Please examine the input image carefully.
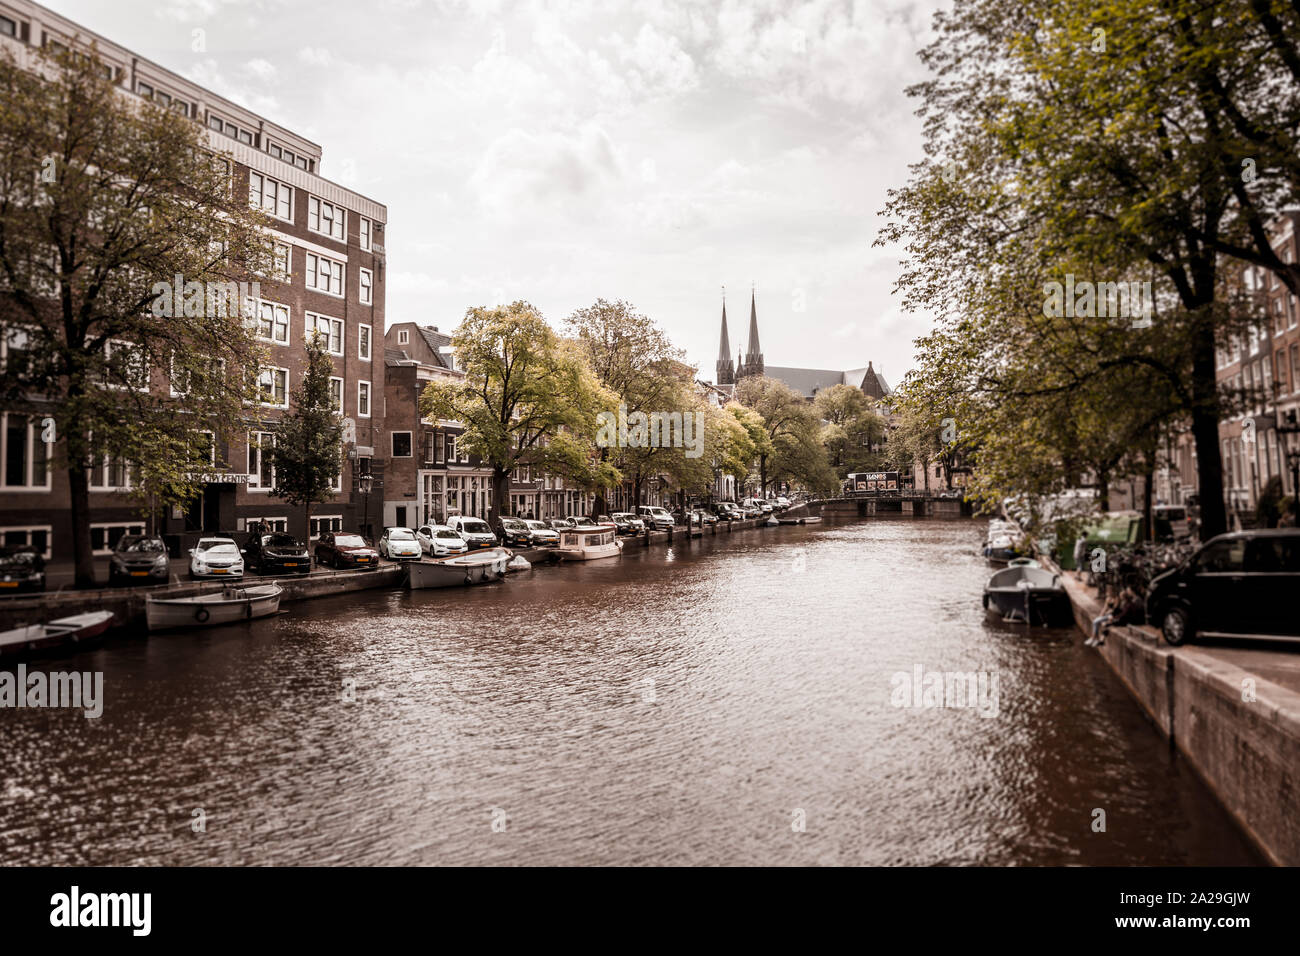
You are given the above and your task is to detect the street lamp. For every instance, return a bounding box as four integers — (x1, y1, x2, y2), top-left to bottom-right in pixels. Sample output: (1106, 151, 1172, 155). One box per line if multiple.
(359, 471, 374, 541)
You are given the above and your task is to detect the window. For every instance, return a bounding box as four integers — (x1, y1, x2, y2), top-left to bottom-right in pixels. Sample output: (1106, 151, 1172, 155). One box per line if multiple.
(359, 268, 372, 305)
(249, 172, 292, 222)
(256, 300, 290, 344)
(296, 156, 308, 170)
(192, 430, 216, 467)
(273, 243, 291, 280)
(90, 523, 145, 556)
(248, 432, 275, 490)
(445, 434, 457, 462)
(358, 324, 371, 360)
(392, 432, 412, 458)
(329, 377, 343, 413)
(0, 16, 16, 38)
(359, 217, 372, 251)
(305, 252, 345, 296)
(1, 414, 52, 490)
(397, 329, 409, 345)
(310, 515, 342, 539)
(103, 340, 148, 390)
(307, 313, 343, 354)
(308, 197, 346, 242)
(258, 368, 289, 408)
(238, 129, 253, 145)
(0, 526, 51, 559)
(1196, 538, 1245, 573)
(171, 353, 225, 397)
(208, 114, 223, 131)
(136, 81, 153, 99)
(89, 452, 132, 491)
(357, 381, 371, 417)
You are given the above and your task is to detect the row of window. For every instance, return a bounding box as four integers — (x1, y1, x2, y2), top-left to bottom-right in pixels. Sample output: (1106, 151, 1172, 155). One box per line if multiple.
(1217, 301, 1299, 369)
(253, 302, 372, 355)
(135, 80, 191, 117)
(248, 172, 376, 252)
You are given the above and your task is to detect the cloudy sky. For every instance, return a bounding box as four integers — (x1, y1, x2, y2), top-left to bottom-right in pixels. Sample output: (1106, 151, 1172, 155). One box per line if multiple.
(48, 0, 944, 386)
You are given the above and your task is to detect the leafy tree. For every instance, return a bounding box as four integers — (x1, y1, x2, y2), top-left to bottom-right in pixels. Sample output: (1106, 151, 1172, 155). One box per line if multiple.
(420, 301, 614, 520)
(0, 42, 274, 585)
(815, 383, 885, 474)
(735, 376, 835, 495)
(267, 334, 343, 539)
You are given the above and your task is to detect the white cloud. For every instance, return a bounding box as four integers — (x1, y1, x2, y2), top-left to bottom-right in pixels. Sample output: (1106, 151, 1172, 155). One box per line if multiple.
(469, 124, 623, 212)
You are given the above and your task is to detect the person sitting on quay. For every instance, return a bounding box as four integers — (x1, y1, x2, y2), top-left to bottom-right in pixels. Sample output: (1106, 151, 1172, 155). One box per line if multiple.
(1085, 585, 1142, 647)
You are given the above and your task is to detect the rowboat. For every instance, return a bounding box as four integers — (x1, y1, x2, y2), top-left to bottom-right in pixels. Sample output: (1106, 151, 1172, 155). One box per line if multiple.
(556, 525, 623, 561)
(0, 611, 115, 658)
(408, 548, 511, 589)
(145, 583, 283, 631)
(982, 564, 1070, 626)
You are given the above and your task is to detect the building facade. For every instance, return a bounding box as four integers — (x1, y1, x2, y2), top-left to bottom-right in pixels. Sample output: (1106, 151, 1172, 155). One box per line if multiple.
(0, 0, 387, 558)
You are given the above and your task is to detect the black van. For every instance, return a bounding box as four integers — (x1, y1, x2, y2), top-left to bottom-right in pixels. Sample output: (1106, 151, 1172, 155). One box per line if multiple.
(1146, 530, 1300, 645)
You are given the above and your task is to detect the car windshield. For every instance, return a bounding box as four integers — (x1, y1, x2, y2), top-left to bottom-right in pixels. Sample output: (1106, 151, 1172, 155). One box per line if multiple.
(501, 520, 525, 530)
(335, 534, 367, 547)
(436, 530, 461, 539)
(461, 521, 491, 534)
(0, 549, 37, 567)
(525, 522, 546, 530)
(196, 540, 233, 551)
(389, 529, 416, 540)
(264, 534, 299, 548)
(205, 544, 239, 556)
(118, 536, 164, 552)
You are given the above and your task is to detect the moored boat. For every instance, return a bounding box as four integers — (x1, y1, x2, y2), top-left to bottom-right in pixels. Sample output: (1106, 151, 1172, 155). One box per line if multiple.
(982, 564, 1070, 626)
(556, 525, 623, 561)
(408, 548, 510, 589)
(0, 610, 115, 658)
(146, 583, 283, 631)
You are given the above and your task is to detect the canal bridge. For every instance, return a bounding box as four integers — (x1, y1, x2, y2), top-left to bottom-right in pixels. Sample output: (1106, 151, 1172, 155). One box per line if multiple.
(793, 494, 974, 518)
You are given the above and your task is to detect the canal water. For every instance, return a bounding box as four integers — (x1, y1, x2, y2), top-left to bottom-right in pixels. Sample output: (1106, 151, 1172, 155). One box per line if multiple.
(0, 519, 1262, 865)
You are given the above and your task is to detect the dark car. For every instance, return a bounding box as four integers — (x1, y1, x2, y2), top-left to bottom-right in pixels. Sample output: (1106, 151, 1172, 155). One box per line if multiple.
(608, 513, 639, 536)
(0, 545, 45, 593)
(1147, 530, 1300, 646)
(711, 502, 741, 520)
(108, 534, 170, 586)
(493, 517, 533, 548)
(314, 532, 380, 570)
(244, 532, 311, 575)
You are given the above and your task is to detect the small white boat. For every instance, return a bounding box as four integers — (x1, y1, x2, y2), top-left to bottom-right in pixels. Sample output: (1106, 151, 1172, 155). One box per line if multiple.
(408, 548, 510, 589)
(982, 565, 1069, 626)
(146, 583, 283, 631)
(556, 525, 623, 561)
(0, 610, 115, 658)
(506, 554, 531, 572)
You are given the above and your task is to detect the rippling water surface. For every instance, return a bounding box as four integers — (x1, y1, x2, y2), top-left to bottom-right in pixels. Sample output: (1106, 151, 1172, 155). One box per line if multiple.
(0, 519, 1262, 865)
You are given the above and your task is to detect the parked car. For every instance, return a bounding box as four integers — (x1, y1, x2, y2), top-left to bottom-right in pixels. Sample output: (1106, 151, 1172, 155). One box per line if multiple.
(1147, 530, 1300, 645)
(493, 516, 533, 548)
(693, 509, 718, 526)
(446, 515, 499, 550)
(189, 536, 244, 580)
(314, 532, 380, 570)
(416, 524, 469, 557)
(609, 512, 645, 536)
(710, 502, 741, 520)
(742, 497, 774, 515)
(378, 527, 423, 560)
(774, 496, 791, 509)
(547, 517, 577, 531)
(0, 545, 46, 593)
(523, 520, 559, 547)
(107, 534, 170, 586)
(243, 532, 310, 575)
(636, 505, 675, 531)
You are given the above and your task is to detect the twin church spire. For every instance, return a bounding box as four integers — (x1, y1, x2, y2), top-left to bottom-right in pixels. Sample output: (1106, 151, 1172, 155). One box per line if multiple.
(716, 285, 763, 386)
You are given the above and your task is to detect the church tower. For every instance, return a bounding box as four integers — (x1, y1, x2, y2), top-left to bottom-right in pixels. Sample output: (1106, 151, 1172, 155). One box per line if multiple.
(742, 287, 764, 378)
(716, 291, 734, 386)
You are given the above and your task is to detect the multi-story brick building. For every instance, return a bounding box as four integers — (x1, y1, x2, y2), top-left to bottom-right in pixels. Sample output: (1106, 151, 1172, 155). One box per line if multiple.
(382, 322, 595, 527)
(0, 0, 387, 558)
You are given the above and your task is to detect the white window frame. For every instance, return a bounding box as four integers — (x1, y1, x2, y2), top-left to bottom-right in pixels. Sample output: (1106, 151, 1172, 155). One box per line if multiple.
(397, 329, 409, 345)
(305, 252, 345, 297)
(308, 196, 347, 243)
(249, 171, 293, 223)
(257, 367, 290, 409)
(391, 431, 413, 458)
(90, 521, 146, 556)
(0, 413, 53, 491)
(359, 217, 372, 251)
(272, 242, 291, 282)
(306, 312, 344, 356)
(0, 525, 53, 559)
(248, 431, 276, 491)
(103, 339, 149, 392)
(310, 515, 343, 540)
(359, 268, 373, 305)
(358, 323, 372, 361)
(255, 299, 291, 345)
(329, 376, 344, 413)
(358, 380, 371, 418)
(88, 451, 133, 492)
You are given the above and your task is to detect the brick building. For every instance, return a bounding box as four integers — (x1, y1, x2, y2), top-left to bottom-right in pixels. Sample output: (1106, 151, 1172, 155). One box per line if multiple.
(0, 0, 387, 558)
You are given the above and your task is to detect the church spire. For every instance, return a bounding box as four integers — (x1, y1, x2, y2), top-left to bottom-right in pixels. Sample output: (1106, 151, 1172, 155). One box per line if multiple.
(744, 284, 764, 377)
(715, 286, 735, 385)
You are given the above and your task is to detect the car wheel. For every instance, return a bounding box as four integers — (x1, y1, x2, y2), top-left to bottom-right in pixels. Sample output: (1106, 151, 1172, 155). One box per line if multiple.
(1161, 606, 1192, 647)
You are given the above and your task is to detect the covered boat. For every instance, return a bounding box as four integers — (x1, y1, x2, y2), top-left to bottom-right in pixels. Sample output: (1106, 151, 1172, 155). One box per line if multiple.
(982, 564, 1070, 626)
(556, 525, 623, 561)
(408, 548, 510, 589)
(0, 610, 115, 658)
(146, 583, 283, 631)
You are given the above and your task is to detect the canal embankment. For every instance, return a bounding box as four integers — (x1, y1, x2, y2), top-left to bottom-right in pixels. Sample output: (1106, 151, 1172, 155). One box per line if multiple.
(1058, 569, 1300, 866)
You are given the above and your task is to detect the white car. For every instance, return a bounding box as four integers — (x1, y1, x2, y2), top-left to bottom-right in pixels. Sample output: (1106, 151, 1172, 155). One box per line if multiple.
(446, 515, 499, 550)
(523, 520, 560, 546)
(190, 537, 244, 579)
(378, 527, 422, 560)
(635, 505, 675, 531)
(416, 524, 469, 557)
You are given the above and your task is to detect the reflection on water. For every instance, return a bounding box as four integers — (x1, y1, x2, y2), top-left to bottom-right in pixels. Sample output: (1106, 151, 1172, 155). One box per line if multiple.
(0, 519, 1262, 865)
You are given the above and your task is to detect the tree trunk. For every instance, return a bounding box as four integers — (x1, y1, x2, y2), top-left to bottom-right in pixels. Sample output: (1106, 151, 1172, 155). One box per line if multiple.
(492, 468, 511, 521)
(68, 463, 97, 589)
(1141, 452, 1155, 542)
(759, 453, 768, 497)
(304, 501, 312, 543)
(1190, 327, 1228, 539)
(1097, 465, 1111, 512)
